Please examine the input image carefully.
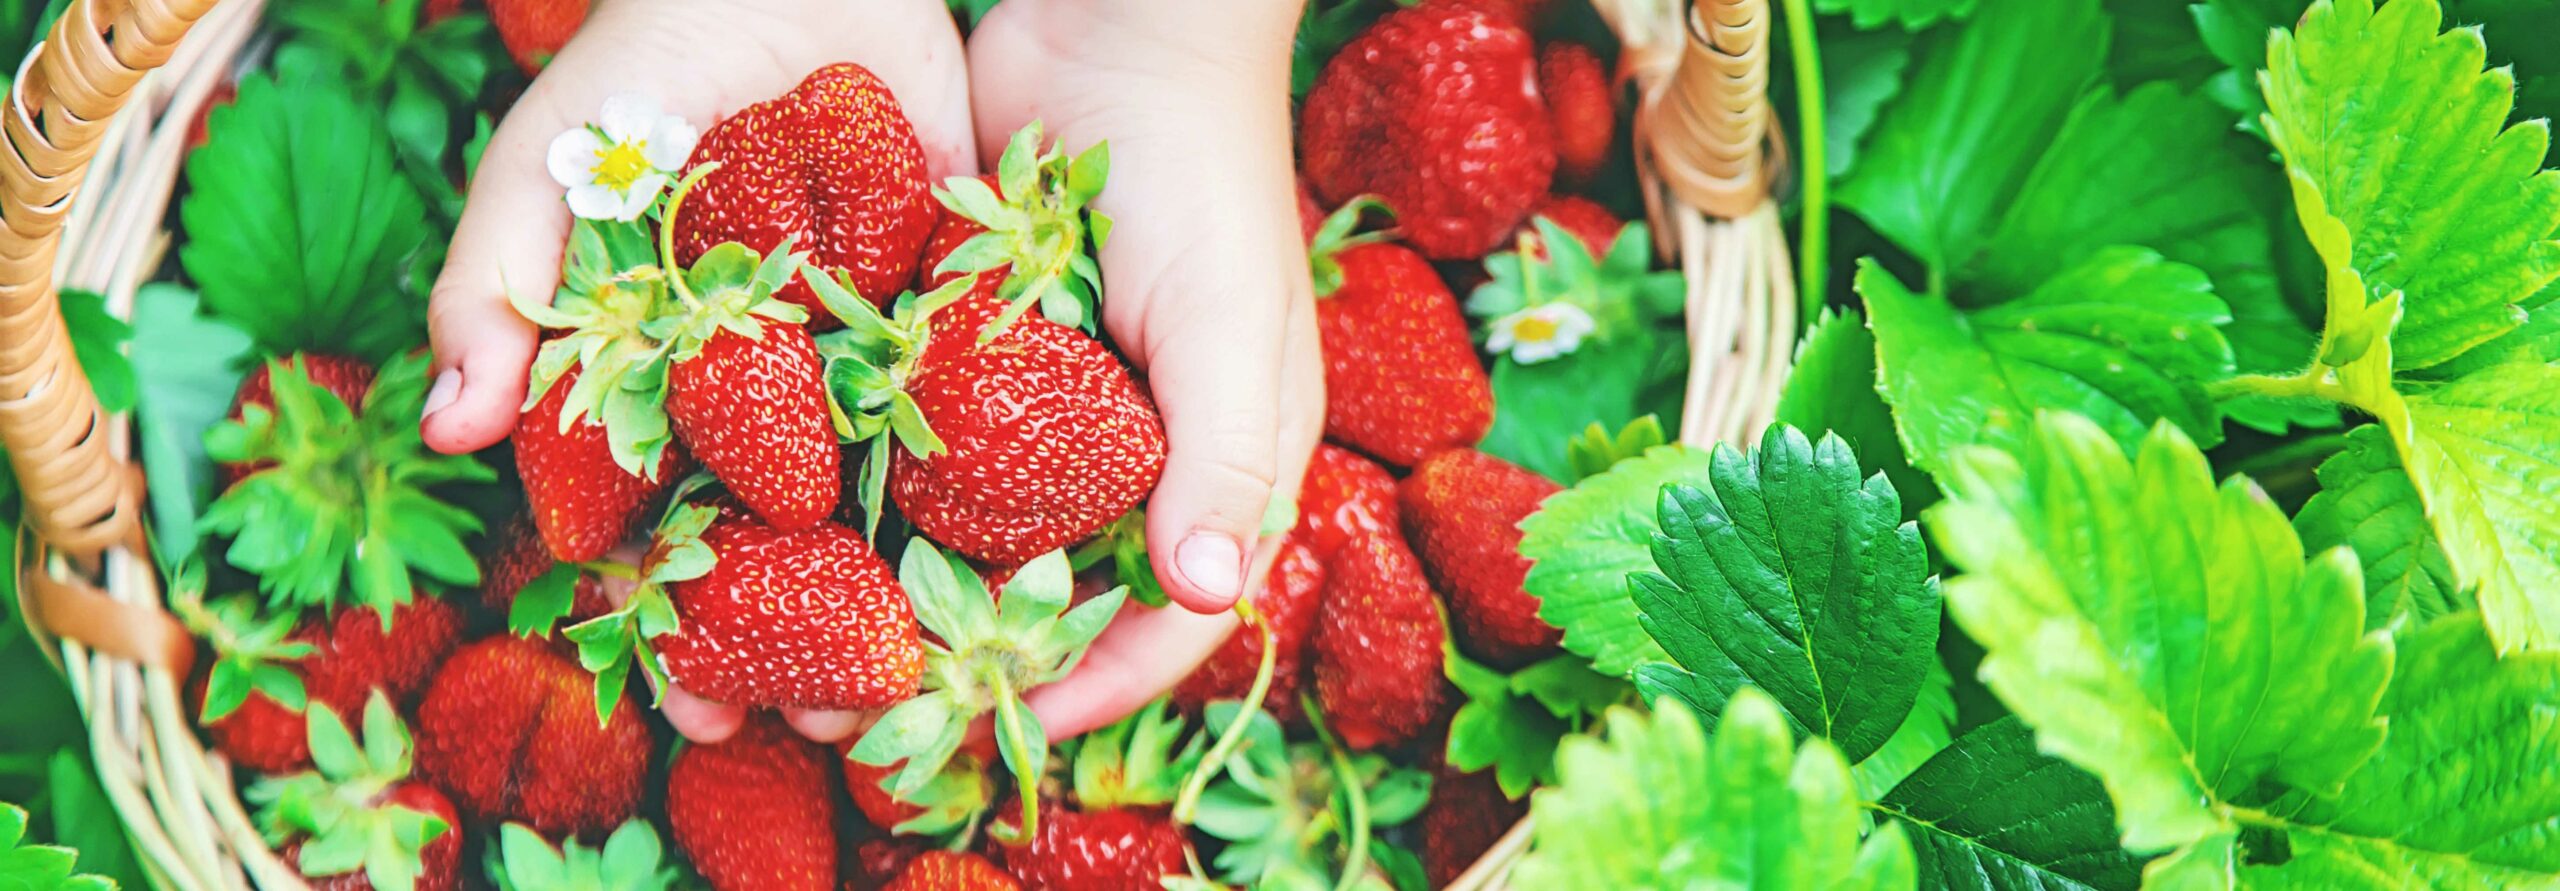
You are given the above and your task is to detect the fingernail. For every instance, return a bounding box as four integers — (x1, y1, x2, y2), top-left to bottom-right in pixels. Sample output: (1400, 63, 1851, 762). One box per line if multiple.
(1176, 532, 1245, 602)
(421, 369, 461, 421)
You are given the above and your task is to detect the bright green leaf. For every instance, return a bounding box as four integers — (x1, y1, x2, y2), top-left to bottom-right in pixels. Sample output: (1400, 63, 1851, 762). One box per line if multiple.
(1520, 445, 1714, 677)
(2292, 425, 2461, 631)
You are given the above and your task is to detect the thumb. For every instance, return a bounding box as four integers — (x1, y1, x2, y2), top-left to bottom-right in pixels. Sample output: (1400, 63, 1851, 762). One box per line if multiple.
(420, 91, 581, 454)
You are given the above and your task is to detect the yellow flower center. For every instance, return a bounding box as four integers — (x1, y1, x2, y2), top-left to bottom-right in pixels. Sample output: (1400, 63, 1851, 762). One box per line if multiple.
(591, 140, 653, 190)
(1512, 315, 1561, 343)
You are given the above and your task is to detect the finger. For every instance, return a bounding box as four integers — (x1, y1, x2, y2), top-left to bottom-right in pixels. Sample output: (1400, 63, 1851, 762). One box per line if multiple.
(873, 10, 978, 180)
(1022, 602, 1239, 740)
(782, 708, 875, 744)
(421, 91, 579, 454)
(660, 688, 748, 744)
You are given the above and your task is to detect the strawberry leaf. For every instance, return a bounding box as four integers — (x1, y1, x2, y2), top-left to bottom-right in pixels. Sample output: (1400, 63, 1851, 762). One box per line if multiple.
(1848, 663, 1952, 801)
(1813, 0, 1979, 30)
(508, 563, 583, 638)
(1874, 716, 2145, 890)
(1520, 445, 1711, 677)
(1774, 308, 1929, 505)
(2292, 425, 2461, 632)
(0, 803, 115, 891)
(1562, 416, 1668, 483)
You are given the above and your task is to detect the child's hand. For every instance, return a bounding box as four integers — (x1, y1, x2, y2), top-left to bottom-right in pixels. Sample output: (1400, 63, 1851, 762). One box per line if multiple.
(968, 0, 1325, 739)
(422, 0, 972, 744)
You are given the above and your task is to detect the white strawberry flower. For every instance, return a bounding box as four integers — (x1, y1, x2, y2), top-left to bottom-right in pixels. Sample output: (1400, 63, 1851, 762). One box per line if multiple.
(547, 94, 699, 221)
(1487, 302, 1597, 365)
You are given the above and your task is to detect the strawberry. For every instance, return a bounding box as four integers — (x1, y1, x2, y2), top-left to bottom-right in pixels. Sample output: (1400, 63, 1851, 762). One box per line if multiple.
(1399, 449, 1561, 665)
(1300, 1, 1554, 259)
(1421, 760, 1526, 888)
(989, 803, 1187, 891)
(488, 0, 588, 74)
(869, 279, 1166, 566)
(1538, 42, 1615, 185)
(857, 840, 932, 888)
(1172, 534, 1324, 723)
(887, 851, 1022, 891)
(186, 81, 238, 152)
(1311, 531, 1448, 750)
(488, 820, 684, 891)
(479, 515, 613, 632)
(840, 737, 995, 837)
(1293, 444, 1403, 560)
(249, 696, 461, 891)
(651, 510, 924, 711)
(514, 365, 688, 562)
(1305, 204, 1494, 468)
(195, 597, 463, 775)
(674, 63, 935, 317)
(1516, 195, 1624, 260)
(663, 322, 840, 531)
(415, 636, 650, 839)
(666, 714, 840, 891)
(421, 0, 465, 23)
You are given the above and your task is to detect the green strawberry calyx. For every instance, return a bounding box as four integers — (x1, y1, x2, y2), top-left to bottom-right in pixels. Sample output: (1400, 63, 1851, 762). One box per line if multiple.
(487, 819, 683, 891)
(562, 487, 718, 725)
(1075, 700, 1199, 812)
(1306, 197, 1397, 298)
(648, 161, 813, 362)
(174, 561, 316, 723)
(810, 271, 975, 535)
(934, 120, 1111, 340)
(861, 747, 997, 840)
(1182, 700, 1434, 890)
(850, 542, 1129, 845)
(244, 693, 450, 891)
(514, 211, 677, 480)
(201, 352, 495, 615)
(1466, 218, 1681, 350)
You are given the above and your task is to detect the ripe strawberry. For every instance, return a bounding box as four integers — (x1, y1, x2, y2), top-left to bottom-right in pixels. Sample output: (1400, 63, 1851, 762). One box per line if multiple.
(857, 840, 931, 888)
(415, 636, 650, 839)
(1311, 531, 1448, 750)
(667, 715, 840, 891)
(1306, 205, 1494, 468)
(887, 851, 1022, 891)
(1539, 42, 1615, 185)
(199, 598, 463, 774)
(989, 802, 1188, 891)
(250, 697, 461, 891)
(1421, 761, 1526, 888)
(675, 63, 934, 316)
(479, 515, 613, 628)
(1300, 1, 1553, 259)
(488, 0, 588, 74)
(653, 513, 924, 710)
(514, 365, 687, 562)
(421, 0, 465, 23)
(1294, 445, 1402, 560)
(664, 324, 840, 531)
(218, 354, 376, 488)
(1172, 535, 1324, 723)
(186, 81, 237, 151)
(883, 281, 1167, 566)
(1517, 195, 1624, 260)
(1399, 449, 1561, 665)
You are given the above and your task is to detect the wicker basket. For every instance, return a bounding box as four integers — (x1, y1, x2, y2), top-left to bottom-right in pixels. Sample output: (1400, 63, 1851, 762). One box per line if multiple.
(0, 0, 1788, 888)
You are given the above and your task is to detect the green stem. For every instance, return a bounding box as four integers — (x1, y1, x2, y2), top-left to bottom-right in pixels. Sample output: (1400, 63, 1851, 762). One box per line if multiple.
(1782, 0, 1829, 316)
(990, 676, 1040, 845)
(1173, 599, 1278, 824)
(658, 162, 722, 310)
(2205, 369, 2331, 403)
(1317, 728, 1371, 891)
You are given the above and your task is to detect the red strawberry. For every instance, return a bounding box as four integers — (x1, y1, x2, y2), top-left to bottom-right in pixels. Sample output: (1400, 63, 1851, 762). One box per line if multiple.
(1300, 1, 1553, 259)
(675, 63, 935, 317)
(888, 283, 1167, 566)
(514, 365, 687, 562)
(422, 0, 465, 22)
(990, 802, 1188, 891)
(186, 81, 237, 151)
(1421, 761, 1526, 888)
(1312, 531, 1448, 750)
(479, 515, 613, 626)
(1399, 449, 1561, 665)
(415, 636, 651, 839)
(1294, 445, 1403, 560)
(1518, 195, 1624, 260)
(202, 598, 463, 774)
(665, 325, 840, 530)
(1172, 535, 1324, 723)
(278, 784, 462, 891)
(667, 715, 840, 891)
(919, 174, 999, 290)
(488, 0, 588, 74)
(1539, 42, 1615, 185)
(657, 515, 924, 710)
(1307, 208, 1494, 468)
(887, 851, 1022, 891)
(857, 840, 931, 889)
(219, 354, 377, 488)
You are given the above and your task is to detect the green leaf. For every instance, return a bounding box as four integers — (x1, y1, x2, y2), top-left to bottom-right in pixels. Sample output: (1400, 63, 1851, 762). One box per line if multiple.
(1511, 693, 1916, 889)
(2292, 425, 2461, 631)
(508, 562, 581, 638)
(57, 290, 135, 414)
(1626, 426, 1939, 763)
(130, 284, 251, 564)
(1480, 344, 1680, 485)
(1811, 0, 1978, 30)
(1520, 446, 1715, 676)
(1812, 24, 1915, 182)
(1876, 717, 2145, 891)
(1849, 663, 1952, 801)
(2381, 360, 2560, 650)
(178, 62, 432, 362)
(1862, 252, 2235, 478)
(1562, 416, 1668, 483)
(1443, 651, 1567, 798)
(1925, 413, 2392, 853)
(41, 750, 140, 890)
(1837, 0, 2108, 271)
(0, 802, 116, 891)
(1776, 309, 1924, 502)
(2261, 0, 2560, 370)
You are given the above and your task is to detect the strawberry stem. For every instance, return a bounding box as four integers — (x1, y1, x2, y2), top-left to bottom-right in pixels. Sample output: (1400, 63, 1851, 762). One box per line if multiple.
(1303, 700, 1370, 891)
(1171, 597, 1277, 825)
(659, 162, 724, 311)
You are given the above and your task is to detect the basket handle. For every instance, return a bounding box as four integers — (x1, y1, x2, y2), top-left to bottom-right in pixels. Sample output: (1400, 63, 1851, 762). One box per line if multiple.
(0, 0, 220, 559)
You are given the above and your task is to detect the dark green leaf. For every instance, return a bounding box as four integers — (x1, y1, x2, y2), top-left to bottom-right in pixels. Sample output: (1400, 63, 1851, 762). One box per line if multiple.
(1877, 717, 2145, 891)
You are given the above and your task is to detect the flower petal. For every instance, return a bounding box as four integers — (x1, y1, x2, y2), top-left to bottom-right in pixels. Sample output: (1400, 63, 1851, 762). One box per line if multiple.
(597, 94, 664, 142)
(566, 183, 630, 221)
(611, 179, 661, 221)
(643, 118, 700, 171)
(547, 127, 609, 190)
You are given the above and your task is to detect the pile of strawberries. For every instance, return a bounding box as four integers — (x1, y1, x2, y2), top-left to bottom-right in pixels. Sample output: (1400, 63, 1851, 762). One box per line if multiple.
(177, 0, 1633, 887)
